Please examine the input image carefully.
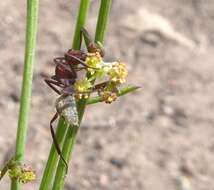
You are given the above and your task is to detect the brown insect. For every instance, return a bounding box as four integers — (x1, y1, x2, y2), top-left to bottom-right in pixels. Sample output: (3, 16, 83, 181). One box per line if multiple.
(44, 28, 105, 171)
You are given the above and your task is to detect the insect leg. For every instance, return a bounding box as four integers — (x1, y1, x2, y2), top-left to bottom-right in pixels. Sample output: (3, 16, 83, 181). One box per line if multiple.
(66, 54, 97, 69)
(50, 112, 68, 173)
(44, 79, 62, 95)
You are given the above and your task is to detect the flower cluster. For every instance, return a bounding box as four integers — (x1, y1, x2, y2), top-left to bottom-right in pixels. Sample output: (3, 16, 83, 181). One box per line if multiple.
(73, 50, 129, 104)
(0, 158, 36, 184)
(85, 52, 102, 74)
(9, 165, 36, 184)
(108, 62, 128, 84)
(100, 90, 117, 104)
(74, 78, 92, 99)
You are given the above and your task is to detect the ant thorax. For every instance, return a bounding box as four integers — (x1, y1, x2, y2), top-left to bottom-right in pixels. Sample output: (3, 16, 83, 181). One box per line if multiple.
(55, 94, 79, 126)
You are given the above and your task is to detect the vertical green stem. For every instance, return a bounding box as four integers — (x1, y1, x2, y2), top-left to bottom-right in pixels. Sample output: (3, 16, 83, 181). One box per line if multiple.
(72, 0, 91, 50)
(52, 127, 78, 190)
(52, 1, 112, 190)
(10, 0, 39, 189)
(39, 0, 90, 189)
(39, 118, 68, 190)
(95, 0, 112, 43)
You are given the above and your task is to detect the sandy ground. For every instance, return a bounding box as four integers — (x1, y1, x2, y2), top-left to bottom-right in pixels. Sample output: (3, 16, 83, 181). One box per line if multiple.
(0, 0, 214, 189)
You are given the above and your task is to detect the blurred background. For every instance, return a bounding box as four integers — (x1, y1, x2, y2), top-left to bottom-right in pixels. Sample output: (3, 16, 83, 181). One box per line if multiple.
(0, 0, 214, 189)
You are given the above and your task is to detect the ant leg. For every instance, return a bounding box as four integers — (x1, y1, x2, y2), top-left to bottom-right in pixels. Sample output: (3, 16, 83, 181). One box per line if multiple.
(63, 82, 109, 96)
(66, 54, 97, 69)
(92, 81, 109, 91)
(44, 79, 62, 95)
(62, 86, 75, 95)
(62, 82, 109, 96)
(74, 67, 86, 71)
(50, 113, 68, 173)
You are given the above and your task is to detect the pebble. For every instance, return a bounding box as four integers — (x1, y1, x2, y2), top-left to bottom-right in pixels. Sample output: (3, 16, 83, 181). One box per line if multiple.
(99, 174, 109, 186)
(110, 157, 126, 169)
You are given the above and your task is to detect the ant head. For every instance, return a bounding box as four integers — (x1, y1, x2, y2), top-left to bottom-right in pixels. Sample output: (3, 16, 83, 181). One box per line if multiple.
(87, 42, 105, 57)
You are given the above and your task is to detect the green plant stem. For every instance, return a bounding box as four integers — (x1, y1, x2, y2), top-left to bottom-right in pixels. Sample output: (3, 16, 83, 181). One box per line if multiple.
(10, 0, 39, 189)
(39, 0, 91, 189)
(52, 126, 78, 190)
(87, 86, 140, 105)
(72, 0, 91, 50)
(39, 118, 68, 190)
(52, 1, 112, 189)
(95, 0, 112, 43)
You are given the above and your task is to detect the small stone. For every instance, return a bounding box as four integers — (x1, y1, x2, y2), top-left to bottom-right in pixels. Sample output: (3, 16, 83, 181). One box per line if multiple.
(175, 175, 192, 190)
(162, 105, 174, 116)
(86, 153, 96, 162)
(111, 171, 119, 180)
(99, 174, 109, 186)
(94, 140, 103, 150)
(82, 179, 90, 188)
(109, 157, 126, 169)
(9, 92, 20, 102)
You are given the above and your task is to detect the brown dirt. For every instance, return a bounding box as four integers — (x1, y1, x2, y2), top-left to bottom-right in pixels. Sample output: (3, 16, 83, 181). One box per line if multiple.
(0, 0, 214, 189)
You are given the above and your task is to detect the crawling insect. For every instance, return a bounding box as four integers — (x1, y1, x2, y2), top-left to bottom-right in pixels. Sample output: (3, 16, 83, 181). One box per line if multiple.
(45, 28, 104, 95)
(45, 28, 105, 171)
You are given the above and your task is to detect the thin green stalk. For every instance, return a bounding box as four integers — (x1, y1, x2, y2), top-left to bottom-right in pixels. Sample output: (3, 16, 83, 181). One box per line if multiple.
(39, 118, 68, 190)
(87, 86, 140, 105)
(95, 0, 112, 43)
(72, 0, 91, 50)
(39, 0, 90, 189)
(10, 0, 39, 189)
(51, 126, 78, 190)
(77, 0, 112, 121)
(52, 1, 112, 189)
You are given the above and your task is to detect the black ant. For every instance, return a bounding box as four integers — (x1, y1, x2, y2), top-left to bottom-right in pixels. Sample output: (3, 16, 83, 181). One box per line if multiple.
(44, 28, 105, 171)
